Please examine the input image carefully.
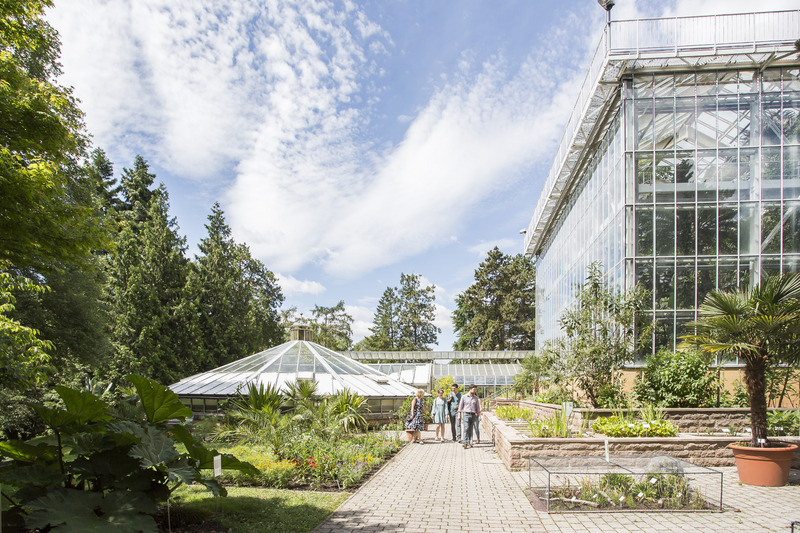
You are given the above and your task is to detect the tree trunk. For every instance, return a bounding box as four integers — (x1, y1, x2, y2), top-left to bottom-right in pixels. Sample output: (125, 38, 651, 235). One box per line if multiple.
(743, 354, 769, 447)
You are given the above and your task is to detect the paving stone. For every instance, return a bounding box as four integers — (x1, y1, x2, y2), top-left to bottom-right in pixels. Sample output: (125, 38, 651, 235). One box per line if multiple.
(311, 428, 800, 532)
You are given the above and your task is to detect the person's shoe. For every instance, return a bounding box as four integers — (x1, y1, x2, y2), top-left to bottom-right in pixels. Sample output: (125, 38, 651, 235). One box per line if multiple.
(462, 443, 467, 448)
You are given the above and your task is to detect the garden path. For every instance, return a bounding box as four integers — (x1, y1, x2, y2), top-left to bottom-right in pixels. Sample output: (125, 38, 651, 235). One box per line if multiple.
(312, 428, 800, 532)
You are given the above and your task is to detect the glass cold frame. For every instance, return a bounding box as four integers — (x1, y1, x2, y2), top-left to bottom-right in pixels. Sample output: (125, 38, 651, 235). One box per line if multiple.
(536, 67, 800, 355)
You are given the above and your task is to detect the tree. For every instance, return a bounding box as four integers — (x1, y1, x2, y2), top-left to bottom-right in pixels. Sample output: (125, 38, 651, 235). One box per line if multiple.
(681, 273, 800, 447)
(396, 273, 440, 350)
(360, 287, 400, 350)
(311, 300, 353, 351)
(107, 159, 194, 385)
(453, 247, 535, 350)
(0, 262, 52, 388)
(556, 262, 647, 408)
(187, 203, 284, 369)
(0, 0, 108, 273)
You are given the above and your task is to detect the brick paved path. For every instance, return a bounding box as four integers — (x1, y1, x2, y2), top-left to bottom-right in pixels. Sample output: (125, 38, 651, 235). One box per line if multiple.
(312, 430, 800, 533)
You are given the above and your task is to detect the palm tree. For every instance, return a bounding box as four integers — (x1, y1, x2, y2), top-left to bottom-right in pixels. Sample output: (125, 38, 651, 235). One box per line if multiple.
(681, 273, 800, 447)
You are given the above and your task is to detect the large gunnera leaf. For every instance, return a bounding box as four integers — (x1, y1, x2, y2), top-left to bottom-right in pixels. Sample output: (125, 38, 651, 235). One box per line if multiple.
(127, 375, 192, 424)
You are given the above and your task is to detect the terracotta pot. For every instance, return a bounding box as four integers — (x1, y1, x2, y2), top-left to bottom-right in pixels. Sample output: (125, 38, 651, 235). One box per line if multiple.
(728, 442, 798, 487)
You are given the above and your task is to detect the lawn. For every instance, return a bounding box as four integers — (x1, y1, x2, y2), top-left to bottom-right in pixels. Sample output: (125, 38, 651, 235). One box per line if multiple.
(163, 485, 350, 533)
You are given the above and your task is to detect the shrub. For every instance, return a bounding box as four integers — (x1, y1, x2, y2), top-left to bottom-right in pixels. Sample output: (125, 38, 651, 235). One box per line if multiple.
(633, 349, 718, 408)
(0, 375, 258, 532)
(532, 386, 574, 405)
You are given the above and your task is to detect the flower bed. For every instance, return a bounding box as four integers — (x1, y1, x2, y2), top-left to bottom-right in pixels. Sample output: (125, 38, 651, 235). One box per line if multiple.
(211, 432, 402, 490)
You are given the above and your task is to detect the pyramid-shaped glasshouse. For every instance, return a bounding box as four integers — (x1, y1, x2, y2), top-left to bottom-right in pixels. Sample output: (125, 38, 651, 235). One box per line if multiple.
(170, 326, 417, 416)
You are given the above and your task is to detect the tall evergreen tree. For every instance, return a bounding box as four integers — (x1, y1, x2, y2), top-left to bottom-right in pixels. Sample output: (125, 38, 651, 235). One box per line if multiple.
(311, 300, 353, 351)
(396, 273, 440, 351)
(107, 159, 193, 384)
(452, 247, 536, 350)
(187, 203, 284, 369)
(361, 287, 400, 350)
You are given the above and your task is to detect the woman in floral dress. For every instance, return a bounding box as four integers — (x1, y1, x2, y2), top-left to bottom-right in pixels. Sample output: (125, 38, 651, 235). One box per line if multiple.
(404, 389, 426, 443)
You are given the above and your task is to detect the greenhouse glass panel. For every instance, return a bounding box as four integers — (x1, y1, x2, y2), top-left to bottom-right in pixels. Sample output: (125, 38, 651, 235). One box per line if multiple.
(739, 148, 757, 201)
(783, 202, 800, 253)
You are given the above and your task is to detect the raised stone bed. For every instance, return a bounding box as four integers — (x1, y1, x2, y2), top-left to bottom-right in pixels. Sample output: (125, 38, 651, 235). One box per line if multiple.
(482, 412, 800, 471)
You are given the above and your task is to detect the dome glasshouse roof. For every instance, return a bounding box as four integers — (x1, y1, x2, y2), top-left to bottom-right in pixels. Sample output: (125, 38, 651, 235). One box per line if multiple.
(169, 339, 418, 399)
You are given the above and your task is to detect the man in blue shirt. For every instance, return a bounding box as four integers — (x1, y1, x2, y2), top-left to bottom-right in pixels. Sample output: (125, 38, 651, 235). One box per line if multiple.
(446, 384, 462, 442)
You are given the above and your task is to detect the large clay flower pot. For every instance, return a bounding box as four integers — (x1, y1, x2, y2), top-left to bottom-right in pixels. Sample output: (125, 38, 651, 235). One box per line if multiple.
(728, 442, 798, 487)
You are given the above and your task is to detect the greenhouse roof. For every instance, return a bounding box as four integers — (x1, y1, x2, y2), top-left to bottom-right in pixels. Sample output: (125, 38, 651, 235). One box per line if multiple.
(170, 340, 418, 398)
(343, 350, 532, 362)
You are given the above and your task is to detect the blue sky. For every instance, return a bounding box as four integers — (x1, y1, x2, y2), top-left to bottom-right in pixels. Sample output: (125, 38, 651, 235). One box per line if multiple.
(48, 0, 795, 349)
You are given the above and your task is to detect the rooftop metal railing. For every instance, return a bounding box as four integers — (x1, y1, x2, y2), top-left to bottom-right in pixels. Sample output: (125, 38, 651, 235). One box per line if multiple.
(525, 10, 800, 255)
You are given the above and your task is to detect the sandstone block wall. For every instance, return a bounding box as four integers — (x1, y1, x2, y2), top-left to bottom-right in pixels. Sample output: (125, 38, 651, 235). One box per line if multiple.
(482, 412, 800, 472)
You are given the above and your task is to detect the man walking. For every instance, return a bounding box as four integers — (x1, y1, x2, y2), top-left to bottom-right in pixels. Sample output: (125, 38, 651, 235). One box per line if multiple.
(458, 384, 481, 449)
(446, 384, 462, 442)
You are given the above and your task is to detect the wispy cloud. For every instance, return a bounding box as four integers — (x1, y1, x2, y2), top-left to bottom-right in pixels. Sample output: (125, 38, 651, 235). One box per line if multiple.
(275, 273, 326, 297)
(51, 0, 791, 285)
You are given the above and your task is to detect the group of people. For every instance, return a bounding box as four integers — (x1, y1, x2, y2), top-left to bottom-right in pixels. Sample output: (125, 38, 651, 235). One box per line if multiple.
(404, 384, 482, 448)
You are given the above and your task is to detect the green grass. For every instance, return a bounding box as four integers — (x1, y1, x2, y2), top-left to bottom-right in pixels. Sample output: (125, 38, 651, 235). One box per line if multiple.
(164, 484, 350, 533)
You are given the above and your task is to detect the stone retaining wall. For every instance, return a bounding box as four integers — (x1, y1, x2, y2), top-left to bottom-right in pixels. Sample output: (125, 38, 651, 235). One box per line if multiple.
(482, 412, 800, 471)
(493, 398, 795, 433)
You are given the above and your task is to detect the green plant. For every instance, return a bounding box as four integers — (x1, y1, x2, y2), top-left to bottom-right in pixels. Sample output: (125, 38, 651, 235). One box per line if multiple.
(527, 409, 584, 438)
(592, 414, 679, 438)
(768, 408, 800, 436)
(495, 405, 533, 421)
(634, 349, 718, 408)
(0, 375, 258, 532)
(681, 273, 800, 446)
(532, 386, 574, 405)
(554, 262, 649, 408)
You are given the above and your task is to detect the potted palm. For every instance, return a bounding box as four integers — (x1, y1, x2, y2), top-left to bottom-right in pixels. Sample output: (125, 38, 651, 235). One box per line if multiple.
(682, 273, 800, 486)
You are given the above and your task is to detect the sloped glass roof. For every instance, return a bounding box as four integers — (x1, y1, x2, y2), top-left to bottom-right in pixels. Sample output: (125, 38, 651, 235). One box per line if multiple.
(170, 340, 418, 398)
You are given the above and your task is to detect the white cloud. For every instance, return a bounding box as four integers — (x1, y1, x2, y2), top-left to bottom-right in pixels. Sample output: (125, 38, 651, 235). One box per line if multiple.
(276, 274, 326, 296)
(229, 12, 591, 277)
(346, 304, 375, 341)
(467, 239, 520, 258)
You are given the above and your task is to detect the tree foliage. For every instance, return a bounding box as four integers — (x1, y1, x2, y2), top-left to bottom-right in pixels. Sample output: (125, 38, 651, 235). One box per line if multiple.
(681, 273, 800, 446)
(453, 247, 535, 350)
(107, 159, 194, 385)
(187, 203, 284, 369)
(555, 262, 647, 408)
(0, 0, 109, 273)
(0, 262, 52, 388)
(311, 300, 353, 351)
(360, 274, 440, 351)
(360, 287, 400, 350)
(396, 273, 439, 350)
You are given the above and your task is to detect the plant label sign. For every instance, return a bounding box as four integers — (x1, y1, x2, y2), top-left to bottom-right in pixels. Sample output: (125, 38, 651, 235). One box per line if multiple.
(213, 454, 222, 477)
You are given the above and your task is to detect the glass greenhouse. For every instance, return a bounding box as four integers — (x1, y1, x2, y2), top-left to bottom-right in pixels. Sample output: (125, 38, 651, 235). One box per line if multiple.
(525, 10, 800, 355)
(170, 338, 417, 416)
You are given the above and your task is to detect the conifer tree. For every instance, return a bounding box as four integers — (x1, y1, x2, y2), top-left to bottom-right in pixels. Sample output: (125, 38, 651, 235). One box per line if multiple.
(187, 203, 284, 369)
(361, 287, 400, 350)
(311, 300, 353, 351)
(452, 247, 536, 350)
(107, 159, 194, 384)
(396, 273, 439, 351)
